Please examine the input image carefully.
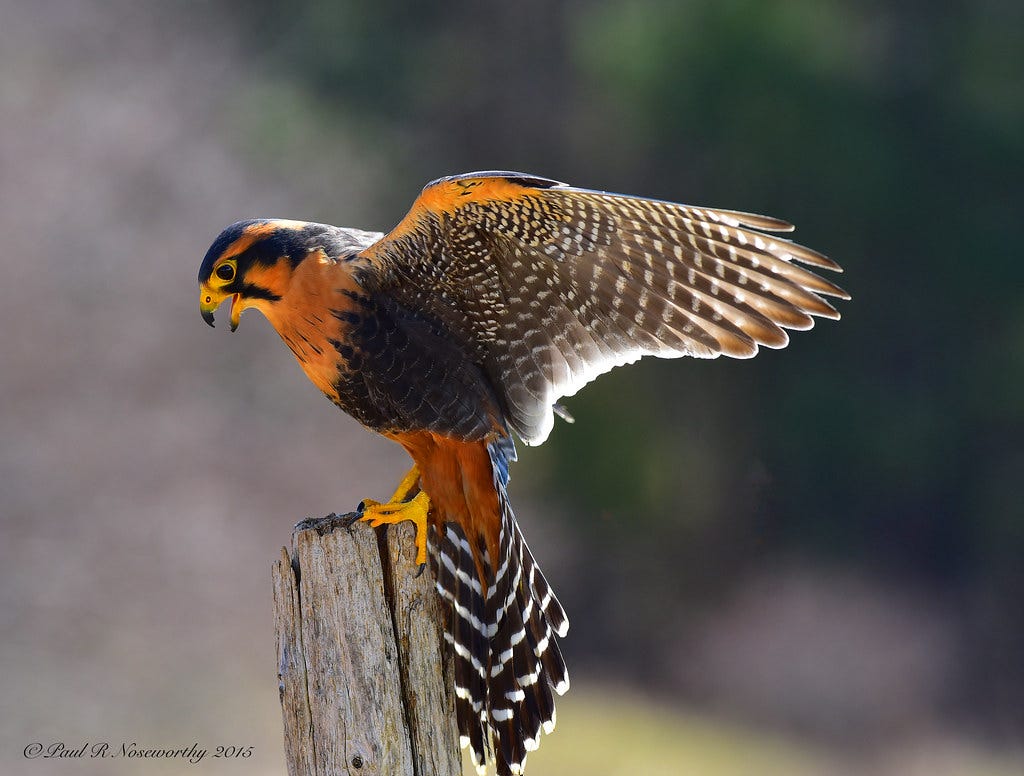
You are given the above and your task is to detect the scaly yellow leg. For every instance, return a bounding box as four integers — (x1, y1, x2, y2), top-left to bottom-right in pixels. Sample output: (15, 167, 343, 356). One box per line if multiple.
(358, 466, 430, 566)
(389, 465, 422, 504)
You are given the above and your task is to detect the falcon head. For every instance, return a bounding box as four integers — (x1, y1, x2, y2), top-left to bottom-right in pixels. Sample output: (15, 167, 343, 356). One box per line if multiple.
(198, 219, 383, 331)
(198, 219, 317, 331)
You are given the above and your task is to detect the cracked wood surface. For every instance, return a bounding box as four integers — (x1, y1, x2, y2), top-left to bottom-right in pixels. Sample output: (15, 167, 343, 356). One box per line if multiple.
(273, 515, 459, 776)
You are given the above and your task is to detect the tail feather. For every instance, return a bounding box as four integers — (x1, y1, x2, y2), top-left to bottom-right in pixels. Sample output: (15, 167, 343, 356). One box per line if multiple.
(520, 579, 568, 707)
(514, 580, 556, 746)
(520, 536, 570, 640)
(489, 600, 531, 773)
(429, 436, 569, 776)
(432, 523, 490, 773)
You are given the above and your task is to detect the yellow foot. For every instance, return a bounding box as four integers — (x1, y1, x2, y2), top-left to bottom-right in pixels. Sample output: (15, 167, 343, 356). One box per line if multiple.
(357, 465, 421, 511)
(387, 465, 421, 504)
(358, 471, 430, 566)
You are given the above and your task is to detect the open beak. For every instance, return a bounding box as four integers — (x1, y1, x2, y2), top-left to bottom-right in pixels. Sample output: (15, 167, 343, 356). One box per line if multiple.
(199, 290, 242, 332)
(228, 294, 241, 332)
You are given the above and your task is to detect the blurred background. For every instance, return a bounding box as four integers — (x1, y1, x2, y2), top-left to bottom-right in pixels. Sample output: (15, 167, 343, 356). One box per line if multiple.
(2, 0, 1021, 774)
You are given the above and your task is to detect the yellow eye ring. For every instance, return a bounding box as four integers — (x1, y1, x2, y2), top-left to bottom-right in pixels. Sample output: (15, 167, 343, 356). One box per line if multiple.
(215, 263, 235, 281)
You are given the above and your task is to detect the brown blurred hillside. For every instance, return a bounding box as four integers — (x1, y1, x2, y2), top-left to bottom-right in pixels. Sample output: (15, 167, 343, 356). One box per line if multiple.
(2, 1, 1022, 775)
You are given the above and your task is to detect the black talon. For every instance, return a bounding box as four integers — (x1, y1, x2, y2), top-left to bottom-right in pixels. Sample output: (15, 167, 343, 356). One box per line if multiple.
(414, 562, 427, 578)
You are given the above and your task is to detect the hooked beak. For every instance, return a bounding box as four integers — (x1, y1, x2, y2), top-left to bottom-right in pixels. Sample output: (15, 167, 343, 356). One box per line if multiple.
(199, 290, 242, 332)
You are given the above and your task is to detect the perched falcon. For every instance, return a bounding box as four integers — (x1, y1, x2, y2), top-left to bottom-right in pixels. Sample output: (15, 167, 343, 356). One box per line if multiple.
(198, 171, 848, 775)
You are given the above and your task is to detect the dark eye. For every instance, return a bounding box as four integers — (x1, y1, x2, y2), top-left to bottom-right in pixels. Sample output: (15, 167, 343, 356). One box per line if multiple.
(216, 264, 235, 281)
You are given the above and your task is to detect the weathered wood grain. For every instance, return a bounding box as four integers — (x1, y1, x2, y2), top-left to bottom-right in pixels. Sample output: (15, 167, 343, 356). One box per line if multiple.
(272, 514, 460, 776)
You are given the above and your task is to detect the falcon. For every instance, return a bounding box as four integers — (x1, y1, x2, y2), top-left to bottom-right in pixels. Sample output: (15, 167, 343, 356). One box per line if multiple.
(198, 171, 848, 775)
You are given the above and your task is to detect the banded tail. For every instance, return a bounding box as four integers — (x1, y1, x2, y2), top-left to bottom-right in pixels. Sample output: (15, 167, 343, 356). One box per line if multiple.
(429, 436, 569, 775)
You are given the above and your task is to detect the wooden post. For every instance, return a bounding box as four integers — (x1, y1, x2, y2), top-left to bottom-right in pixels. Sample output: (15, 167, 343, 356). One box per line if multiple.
(272, 514, 461, 776)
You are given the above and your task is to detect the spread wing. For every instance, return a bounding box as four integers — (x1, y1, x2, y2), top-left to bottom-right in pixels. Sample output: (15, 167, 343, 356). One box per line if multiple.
(354, 171, 849, 445)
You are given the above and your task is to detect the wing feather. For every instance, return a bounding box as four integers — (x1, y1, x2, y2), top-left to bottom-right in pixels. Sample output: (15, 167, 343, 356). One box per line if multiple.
(355, 173, 847, 444)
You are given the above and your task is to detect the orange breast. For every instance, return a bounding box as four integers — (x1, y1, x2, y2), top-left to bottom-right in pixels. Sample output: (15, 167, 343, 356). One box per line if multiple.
(254, 251, 362, 403)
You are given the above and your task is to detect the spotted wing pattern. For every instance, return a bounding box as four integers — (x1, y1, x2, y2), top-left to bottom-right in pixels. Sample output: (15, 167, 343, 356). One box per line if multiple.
(356, 172, 848, 446)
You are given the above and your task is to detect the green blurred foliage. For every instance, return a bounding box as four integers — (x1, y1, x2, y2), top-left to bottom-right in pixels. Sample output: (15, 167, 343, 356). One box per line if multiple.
(517, 684, 1024, 776)
(223, 0, 1023, 723)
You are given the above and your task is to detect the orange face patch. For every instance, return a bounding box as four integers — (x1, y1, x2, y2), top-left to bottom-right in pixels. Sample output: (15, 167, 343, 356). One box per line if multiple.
(243, 256, 294, 300)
